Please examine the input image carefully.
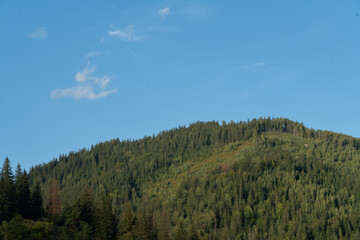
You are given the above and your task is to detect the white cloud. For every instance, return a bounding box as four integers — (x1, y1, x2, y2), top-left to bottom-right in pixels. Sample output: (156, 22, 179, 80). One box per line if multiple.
(159, 7, 170, 17)
(50, 86, 116, 100)
(51, 65, 117, 100)
(28, 27, 48, 39)
(108, 25, 144, 41)
(86, 51, 101, 58)
(74, 66, 96, 83)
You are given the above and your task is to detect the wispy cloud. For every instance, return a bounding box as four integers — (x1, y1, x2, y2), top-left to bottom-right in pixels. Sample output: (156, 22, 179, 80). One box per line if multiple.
(86, 51, 101, 58)
(159, 7, 170, 17)
(51, 65, 117, 100)
(28, 27, 48, 40)
(108, 25, 144, 41)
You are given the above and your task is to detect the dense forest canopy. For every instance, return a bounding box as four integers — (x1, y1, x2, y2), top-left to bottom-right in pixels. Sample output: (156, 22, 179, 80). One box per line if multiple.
(2, 117, 360, 239)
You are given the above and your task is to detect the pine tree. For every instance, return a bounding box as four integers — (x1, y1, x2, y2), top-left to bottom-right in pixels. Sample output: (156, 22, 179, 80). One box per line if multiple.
(65, 189, 95, 238)
(46, 179, 62, 220)
(188, 223, 199, 240)
(118, 202, 134, 240)
(95, 194, 117, 240)
(174, 220, 187, 240)
(157, 208, 170, 240)
(133, 212, 148, 240)
(0, 157, 16, 222)
(15, 165, 31, 219)
(31, 181, 44, 220)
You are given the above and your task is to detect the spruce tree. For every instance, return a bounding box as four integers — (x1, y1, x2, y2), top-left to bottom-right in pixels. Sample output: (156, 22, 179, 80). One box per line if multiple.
(31, 181, 44, 220)
(65, 189, 95, 239)
(174, 220, 187, 240)
(15, 165, 31, 219)
(95, 194, 117, 240)
(157, 208, 170, 240)
(133, 213, 146, 240)
(188, 223, 199, 240)
(133, 211, 157, 240)
(118, 202, 135, 239)
(0, 157, 16, 222)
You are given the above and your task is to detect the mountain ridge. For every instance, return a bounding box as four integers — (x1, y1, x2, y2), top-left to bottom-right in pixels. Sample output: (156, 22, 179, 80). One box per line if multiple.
(25, 117, 360, 239)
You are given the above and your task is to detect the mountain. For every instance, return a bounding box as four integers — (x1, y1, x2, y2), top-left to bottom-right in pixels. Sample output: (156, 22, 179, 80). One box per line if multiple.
(25, 118, 360, 239)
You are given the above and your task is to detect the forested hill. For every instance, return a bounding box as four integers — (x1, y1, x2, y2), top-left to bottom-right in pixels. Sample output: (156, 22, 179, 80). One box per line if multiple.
(27, 118, 360, 239)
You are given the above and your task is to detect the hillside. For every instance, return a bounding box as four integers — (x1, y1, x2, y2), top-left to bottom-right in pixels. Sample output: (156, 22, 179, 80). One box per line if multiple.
(25, 118, 360, 239)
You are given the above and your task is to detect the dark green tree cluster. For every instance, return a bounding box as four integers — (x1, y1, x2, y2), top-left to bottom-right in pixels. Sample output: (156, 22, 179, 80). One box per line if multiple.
(0, 158, 44, 223)
(0, 158, 46, 239)
(64, 190, 117, 239)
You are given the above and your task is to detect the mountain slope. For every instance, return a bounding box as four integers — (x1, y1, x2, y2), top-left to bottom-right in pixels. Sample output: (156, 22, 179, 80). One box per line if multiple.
(28, 118, 360, 239)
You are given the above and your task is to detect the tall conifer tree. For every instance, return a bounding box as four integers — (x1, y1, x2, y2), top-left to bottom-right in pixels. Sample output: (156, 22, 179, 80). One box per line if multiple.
(31, 181, 44, 220)
(96, 194, 117, 240)
(174, 220, 187, 240)
(158, 208, 170, 240)
(15, 164, 31, 219)
(0, 157, 16, 222)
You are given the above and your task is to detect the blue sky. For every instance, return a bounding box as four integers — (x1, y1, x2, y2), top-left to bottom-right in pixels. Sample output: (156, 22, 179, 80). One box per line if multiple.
(1, 0, 360, 170)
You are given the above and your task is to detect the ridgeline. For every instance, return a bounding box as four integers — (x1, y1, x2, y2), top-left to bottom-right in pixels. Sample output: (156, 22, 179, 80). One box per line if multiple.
(3, 118, 360, 239)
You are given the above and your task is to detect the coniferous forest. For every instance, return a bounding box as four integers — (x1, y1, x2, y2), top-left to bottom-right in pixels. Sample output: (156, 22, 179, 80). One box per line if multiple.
(2, 118, 360, 239)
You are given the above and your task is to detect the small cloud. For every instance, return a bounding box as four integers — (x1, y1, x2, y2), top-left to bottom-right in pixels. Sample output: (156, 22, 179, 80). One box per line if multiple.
(108, 25, 144, 41)
(51, 86, 117, 100)
(86, 51, 101, 58)
(28, 27, 48, 40)
(159, 7, 170, 17)
(51, 65, 117, 100)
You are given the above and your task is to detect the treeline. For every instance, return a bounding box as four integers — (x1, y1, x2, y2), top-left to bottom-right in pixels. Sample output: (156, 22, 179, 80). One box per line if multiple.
(30, 118, 293, 207)
(4, 117, 360, 239)
(28, 118, 360, 208)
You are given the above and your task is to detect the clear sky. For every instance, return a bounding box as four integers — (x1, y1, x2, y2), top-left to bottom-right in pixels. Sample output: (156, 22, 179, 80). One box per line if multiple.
(1, 0, 360, 170)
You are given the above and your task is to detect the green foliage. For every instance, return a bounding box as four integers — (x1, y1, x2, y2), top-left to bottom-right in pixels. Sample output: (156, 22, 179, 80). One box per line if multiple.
(187, 223, 199, 240)
(15, 165, 31, 219)
(173, 220, 187, 240)
(0, 215, 53, 240)
(118, 202, 135, 239)
(0, 157, 16, 222)
(133, 211, 157, 240)
(64, 189, 96, 239)
(95, 193, 117, 239)
(4, 117, 360, 239)
(31, 182, 44, 220)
